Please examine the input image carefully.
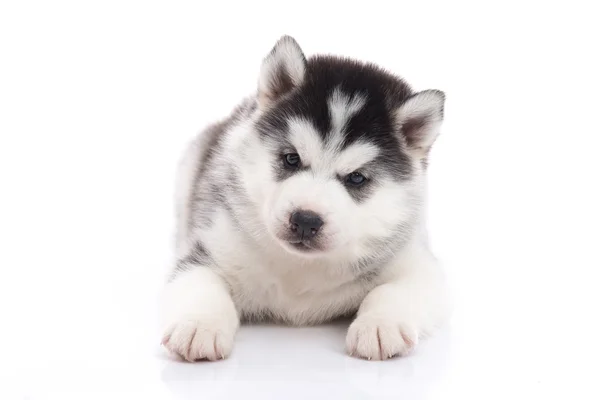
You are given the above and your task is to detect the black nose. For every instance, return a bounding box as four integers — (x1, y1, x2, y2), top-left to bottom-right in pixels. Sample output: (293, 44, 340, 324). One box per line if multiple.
(290, 210, 324, 238)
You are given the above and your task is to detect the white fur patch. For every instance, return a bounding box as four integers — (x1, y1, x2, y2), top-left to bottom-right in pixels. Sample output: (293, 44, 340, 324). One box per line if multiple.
(333, 141, 380, 175)
(328, 88, 367, 146)
(287, 117, 324, 168)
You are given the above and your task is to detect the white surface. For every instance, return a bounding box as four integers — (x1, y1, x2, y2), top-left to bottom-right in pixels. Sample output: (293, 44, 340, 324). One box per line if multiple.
(1, 1, 600, 399)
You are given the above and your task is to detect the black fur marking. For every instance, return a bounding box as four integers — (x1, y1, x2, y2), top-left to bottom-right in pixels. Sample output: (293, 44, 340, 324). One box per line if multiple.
(256, 56, 414, 190)
(171, 241, 213, 280)
(188, 99, 256, 229)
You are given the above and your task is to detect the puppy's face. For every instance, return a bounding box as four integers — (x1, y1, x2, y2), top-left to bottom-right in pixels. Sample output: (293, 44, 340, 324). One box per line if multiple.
(258, 106, 418, 259)
(243, 36, 444, 261)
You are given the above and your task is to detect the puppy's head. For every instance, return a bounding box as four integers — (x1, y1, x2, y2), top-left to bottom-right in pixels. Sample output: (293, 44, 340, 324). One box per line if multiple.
(242, 36, 445, 261)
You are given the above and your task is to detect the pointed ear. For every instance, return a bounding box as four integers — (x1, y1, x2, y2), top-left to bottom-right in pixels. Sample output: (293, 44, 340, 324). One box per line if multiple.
(396, 90, 445, 154)
(258, 35, 307, 108)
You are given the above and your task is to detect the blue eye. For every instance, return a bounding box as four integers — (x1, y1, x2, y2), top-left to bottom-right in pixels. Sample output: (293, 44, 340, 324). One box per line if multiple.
(346, 172, 366, 186)
(283, 153, 301, 168)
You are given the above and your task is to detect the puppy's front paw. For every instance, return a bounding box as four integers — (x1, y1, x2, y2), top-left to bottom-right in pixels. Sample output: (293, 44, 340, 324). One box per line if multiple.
(160, 268, 240, 362)
(346, 315, 418, 361)
(162, 319, 236, 362)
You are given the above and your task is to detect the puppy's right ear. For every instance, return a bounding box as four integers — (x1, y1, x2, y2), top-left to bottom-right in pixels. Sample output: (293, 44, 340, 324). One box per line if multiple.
(258, 35, 306, 108)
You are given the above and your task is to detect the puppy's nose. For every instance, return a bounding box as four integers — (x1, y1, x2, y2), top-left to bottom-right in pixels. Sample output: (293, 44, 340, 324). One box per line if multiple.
(290, 210, 324, 238)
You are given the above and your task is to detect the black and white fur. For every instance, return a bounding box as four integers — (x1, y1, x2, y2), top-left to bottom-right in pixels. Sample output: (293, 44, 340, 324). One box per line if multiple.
(161, 36, 449, 361)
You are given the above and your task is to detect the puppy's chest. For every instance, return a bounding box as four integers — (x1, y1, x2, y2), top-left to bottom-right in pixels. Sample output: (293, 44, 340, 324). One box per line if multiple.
(224, 257, 372, 324)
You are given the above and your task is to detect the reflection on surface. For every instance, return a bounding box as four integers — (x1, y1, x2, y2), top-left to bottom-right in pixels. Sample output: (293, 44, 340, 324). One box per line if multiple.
(160, 321, 451, 399)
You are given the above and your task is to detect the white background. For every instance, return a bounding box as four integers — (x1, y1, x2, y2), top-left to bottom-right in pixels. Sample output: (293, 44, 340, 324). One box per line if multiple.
(1, 1, 599, 399)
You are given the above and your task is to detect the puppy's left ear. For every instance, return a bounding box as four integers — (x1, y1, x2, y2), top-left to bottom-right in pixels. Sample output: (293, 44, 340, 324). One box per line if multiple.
(258, 35, 307, 108)
(396, 90, 445, 155)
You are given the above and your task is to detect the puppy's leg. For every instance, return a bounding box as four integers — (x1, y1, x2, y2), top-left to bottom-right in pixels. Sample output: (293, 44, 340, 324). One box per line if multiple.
(346, 244, 448, 360)
(161, 267, 239, 361)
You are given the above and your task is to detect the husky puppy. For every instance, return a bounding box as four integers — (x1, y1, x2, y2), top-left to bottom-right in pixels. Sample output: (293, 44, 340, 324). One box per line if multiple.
(161, 36, 448, 361)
